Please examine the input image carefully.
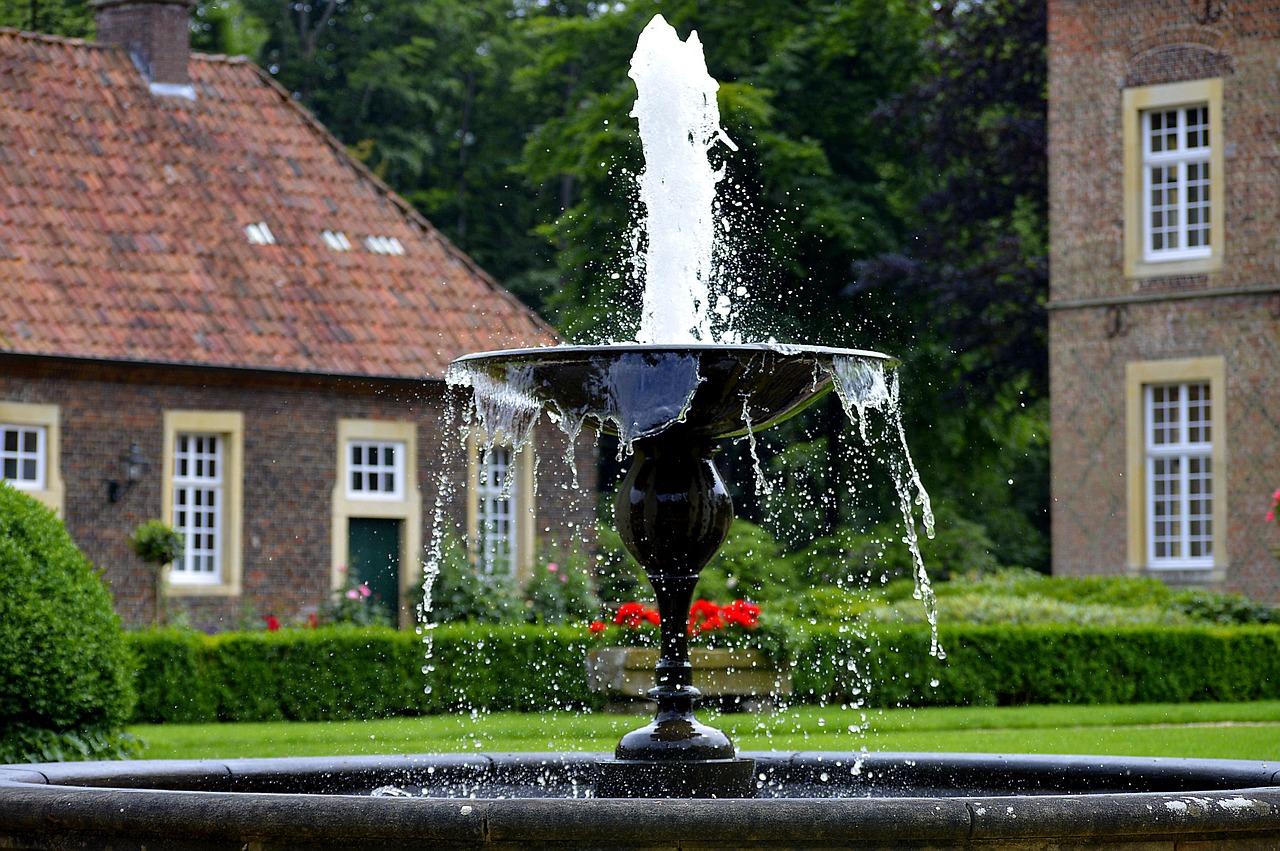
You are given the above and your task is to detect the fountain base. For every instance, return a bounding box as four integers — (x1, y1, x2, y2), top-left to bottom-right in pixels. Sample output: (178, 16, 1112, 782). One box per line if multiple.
(595, 757, 756, 798)
(5, 752, 1280, 848)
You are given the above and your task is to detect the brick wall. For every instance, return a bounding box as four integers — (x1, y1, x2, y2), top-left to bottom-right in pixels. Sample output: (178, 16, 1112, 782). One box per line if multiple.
(92, 0, 195, 86)
(1048, 0, 1280, 600)
(0, 355, 596, 628)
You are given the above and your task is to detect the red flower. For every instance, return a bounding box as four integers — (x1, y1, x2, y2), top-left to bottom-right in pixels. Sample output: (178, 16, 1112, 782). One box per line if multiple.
(264, 614, 281, 632)
(588, 620, 607, 635)
(688, 599, 725, 636)
(307, 613, 318, 629)
(722, 599, 761, 629)
(614, 602, 660, 628)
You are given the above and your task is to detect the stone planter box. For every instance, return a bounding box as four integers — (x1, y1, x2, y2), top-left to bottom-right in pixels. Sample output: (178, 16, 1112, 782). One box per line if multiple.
(587, 647, 791, 712)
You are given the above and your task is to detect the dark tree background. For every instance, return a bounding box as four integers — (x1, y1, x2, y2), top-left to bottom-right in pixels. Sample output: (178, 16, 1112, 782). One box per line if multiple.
(5, 0, 1052, 569)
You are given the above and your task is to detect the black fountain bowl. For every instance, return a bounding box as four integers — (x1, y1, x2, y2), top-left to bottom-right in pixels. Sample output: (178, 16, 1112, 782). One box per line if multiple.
(3, 752, 1280, 849)
(449, 343, 896, 442)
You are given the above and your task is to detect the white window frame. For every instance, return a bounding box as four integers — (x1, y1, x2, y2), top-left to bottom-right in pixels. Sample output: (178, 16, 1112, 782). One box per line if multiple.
(1122, 79, 1223, 279)
(0, 424, 46, 491)
(346, 439, 406, 500)
(1144, 382, 1214, 569)
(1141, 103, 1212, 263)
(475, 445, 517, 576)
(1125, 358, 1226, 577)
(171, 433, 225, 585)
(0, 402, 63, 513)
(466, 437, 535, 582)
(163, 411, 243, 596)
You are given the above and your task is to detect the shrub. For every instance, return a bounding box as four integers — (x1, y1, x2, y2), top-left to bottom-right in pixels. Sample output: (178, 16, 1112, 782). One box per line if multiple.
(128, 519, 182, 627)
(321, 570, 393, 627)
(523, 544, 599, 624)
(0, 484, 137, 761)
(425, 531, 520, 623)
(128, 624, 602, 722)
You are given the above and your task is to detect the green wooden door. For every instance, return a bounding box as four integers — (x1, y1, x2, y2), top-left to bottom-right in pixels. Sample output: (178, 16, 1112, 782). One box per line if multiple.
(347, 518, 401, 617)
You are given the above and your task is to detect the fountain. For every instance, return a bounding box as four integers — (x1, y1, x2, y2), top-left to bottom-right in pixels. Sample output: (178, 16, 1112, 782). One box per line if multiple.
(2, 14, 1279, 849)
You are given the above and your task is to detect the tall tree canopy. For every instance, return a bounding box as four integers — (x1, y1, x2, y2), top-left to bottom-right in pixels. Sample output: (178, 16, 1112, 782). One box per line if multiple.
(853, 0, 1049, 568)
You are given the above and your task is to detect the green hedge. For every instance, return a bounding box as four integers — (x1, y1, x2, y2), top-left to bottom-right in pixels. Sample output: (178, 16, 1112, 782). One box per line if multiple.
(127, 623, 1280, 724)
(793, 623, 1280, 708)
(127, 625, 602, 723)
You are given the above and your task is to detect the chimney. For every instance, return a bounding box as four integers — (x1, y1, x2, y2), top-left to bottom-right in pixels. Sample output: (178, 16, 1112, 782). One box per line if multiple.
(91, 0, 197, 95)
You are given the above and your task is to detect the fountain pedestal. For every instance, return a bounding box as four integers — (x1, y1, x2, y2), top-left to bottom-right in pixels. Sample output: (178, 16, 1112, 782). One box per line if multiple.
(596, 435, 754, 797)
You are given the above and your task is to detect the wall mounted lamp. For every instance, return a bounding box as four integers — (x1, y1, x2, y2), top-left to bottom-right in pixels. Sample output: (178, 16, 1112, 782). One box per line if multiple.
(107, 443, 147, 503)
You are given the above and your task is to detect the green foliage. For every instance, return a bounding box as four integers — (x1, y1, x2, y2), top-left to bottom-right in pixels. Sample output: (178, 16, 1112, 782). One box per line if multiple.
(128, 624, 603, 722)
(594, 518, 793, 607)
(320, 573, 394, 627)
(523, 544, 600, 624)
(792, 623, 1280, 709)
(425, 532, 520, 624)
(0, 0, 94, 37)
(694, 519, 794, 604)
(592, 522, 643, 604)
(1170, 589, 1280, 625)
(190, 0, 268, 57)
(128, 520, 183, 566)
(0, 484, 135, 761)
(126, 620, 1280, 723)
(783, 509, 1000, 591)
(0, 723, 140, 764)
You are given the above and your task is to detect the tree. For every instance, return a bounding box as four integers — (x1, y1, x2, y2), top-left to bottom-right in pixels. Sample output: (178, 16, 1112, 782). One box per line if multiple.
(516, 0, 928, 346)
(851, 0, 1049, 569)
(129, 520, 184, 627)
(0, 0, 93, 37)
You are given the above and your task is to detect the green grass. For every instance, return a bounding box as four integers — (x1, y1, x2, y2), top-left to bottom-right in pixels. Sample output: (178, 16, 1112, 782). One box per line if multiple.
(131, 700, 1280, 762)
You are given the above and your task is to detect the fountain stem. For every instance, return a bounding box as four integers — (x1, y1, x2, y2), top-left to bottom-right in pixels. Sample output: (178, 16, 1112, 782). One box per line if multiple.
(599, 434, 755, 795)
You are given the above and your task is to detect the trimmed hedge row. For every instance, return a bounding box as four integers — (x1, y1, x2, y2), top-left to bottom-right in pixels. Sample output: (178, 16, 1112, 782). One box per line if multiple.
(127, 625, 602, 723)
(126, 623, 1280, 724)
(795, 623, 1280, 708)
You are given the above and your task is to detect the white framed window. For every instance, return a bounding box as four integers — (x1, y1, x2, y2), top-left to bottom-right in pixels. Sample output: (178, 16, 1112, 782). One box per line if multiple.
(0, 425, 45, 490)
(1126, 358, 1225, 576)
(1122, 78, 1223, 279)
(0, 402, 63, 513)
(475, 446, 517, 575)
(171, 433, 224, 584)
(347, 440, 405, 500)
(1144, 383, 1213, 568)
(1142, 103, 1211, 262)
(163, 411, 243, 595)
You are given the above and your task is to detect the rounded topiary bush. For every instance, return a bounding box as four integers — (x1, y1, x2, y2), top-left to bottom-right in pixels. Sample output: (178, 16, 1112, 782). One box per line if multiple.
(0, 483, 137, 762)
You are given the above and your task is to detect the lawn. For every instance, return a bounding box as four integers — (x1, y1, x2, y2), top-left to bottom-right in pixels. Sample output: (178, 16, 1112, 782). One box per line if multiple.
(132, 700, 1280, 761)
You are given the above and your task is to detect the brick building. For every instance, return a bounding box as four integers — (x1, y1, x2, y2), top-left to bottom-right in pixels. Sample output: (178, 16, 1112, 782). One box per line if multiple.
(0, 3, 593, 628)
(1048, 0, 1280, 600)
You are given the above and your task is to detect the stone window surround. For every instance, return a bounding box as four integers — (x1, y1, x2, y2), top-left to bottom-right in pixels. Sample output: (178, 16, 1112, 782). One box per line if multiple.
(0, 401, 63, 514)
(163, 410, 244, 596)
(330, 419, 421, 627)
(1122, 78, 1224, 280)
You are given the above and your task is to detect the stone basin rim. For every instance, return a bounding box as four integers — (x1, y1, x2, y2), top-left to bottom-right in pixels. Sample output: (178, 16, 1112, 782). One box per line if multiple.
(3, 751, 1280, 848)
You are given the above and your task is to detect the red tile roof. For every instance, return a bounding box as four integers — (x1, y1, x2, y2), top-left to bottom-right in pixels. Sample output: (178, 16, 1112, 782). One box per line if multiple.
(0, 29, 557, 380)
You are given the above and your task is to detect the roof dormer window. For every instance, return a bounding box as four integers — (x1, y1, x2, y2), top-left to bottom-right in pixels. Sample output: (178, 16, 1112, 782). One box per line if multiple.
(245, 222, 276, 245)
(322, 230, 353, 251)
(364, 235, 405, 256)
